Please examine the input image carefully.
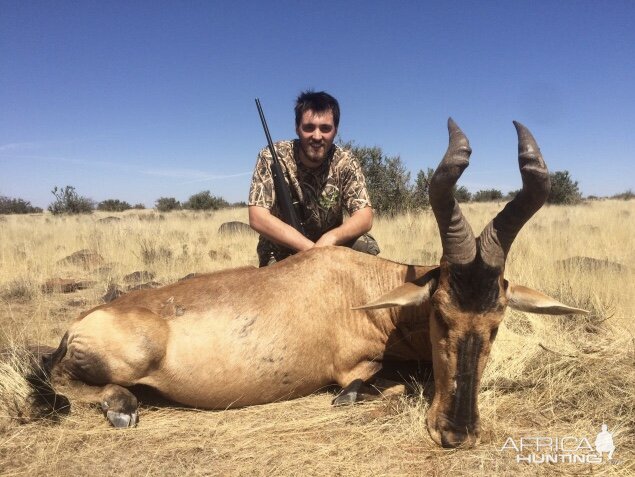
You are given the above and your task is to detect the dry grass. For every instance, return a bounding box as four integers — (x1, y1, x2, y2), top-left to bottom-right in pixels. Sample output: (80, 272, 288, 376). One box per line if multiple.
(1, 202, 633, 476)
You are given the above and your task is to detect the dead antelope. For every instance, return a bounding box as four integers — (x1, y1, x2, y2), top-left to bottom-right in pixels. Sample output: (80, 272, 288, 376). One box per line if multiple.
(32, 119, 586, 448)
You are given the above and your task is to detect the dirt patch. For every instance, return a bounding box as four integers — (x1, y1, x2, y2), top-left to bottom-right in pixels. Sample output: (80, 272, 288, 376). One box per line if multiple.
(556, 256, 627, 272)
(41, 278, 95, 294)
(123, 271, 156, 283)
(57, 249, 104, 270)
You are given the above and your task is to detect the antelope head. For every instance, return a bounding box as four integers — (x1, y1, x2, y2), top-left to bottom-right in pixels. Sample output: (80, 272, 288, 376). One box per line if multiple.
(358, 119, 587, 447)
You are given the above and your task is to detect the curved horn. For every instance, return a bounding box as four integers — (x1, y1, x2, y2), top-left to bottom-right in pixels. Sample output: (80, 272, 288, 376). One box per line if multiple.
(479, 121, 551, 267)
(429, 118, 476, 265)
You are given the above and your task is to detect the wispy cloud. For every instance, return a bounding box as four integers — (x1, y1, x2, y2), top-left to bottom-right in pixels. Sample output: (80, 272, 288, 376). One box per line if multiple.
(141, 168, 251, 184)
(0, 154, 136, 171)
(0, 142, 40, 152)
(178, 172, 252, 184)
(0, 137, 108, 152)
(1, 150, 251, 184)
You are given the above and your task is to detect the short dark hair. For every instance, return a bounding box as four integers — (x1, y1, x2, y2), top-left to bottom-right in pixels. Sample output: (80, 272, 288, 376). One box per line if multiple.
(295, 90, 340, 128)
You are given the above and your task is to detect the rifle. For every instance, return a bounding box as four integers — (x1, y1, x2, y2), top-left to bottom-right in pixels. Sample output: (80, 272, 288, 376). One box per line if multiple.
(255, 98, 306, 236)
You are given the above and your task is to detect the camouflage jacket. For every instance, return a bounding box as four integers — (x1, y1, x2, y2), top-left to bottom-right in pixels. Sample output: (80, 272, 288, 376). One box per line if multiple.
(248, 140, 372, 264)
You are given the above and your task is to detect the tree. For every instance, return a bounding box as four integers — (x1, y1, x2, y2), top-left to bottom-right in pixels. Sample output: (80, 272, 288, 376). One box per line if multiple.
(379, 156, 414, 214)
(343, 140, 477, 213)
(411, 168, 434, 209)
(183, 190, 229, 210)
(472, 189, 503, 202)
(347, 143, 414, 215)
(0, 196, 43, 214)
(155, 197, 181, 212)
(453, 186, 472, 203)
(611, 189, 634, 200)
(505, 189, 520, 201)
(97, 199, 132, 212)
(547, 170, 582, 205)
(48, 186, 94, 215)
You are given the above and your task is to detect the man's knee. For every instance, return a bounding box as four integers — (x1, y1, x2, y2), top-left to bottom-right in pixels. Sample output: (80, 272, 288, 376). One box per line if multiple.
(260, 254, 277, 267)
(349, 233, 380, 256)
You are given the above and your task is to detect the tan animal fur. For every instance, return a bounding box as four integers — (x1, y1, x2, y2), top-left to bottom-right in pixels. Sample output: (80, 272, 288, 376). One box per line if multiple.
(35, 119, 587, 448)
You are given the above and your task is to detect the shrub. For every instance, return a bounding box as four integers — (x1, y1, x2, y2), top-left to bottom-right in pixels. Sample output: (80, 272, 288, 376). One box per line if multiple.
(348, 143, 416, 214)
(611, 189, 635, 201)
(155, 197, 181, 212)
(411, 168, 434, 210)
(344, 140, 476, 212)
(139, 239, 173, 265)
(132, 203, 146, 209)
(472, 189, 503, 202)
(453, 186, 472, 203)
(0, 278, 36, 301)
(183, 191, 229, 210)
(0, 196, 42, 214)
(547, 171, 582, 205)
(505, 189, 520, 201)
(97, 199, 132, 212)
(47, 186, 94, 215)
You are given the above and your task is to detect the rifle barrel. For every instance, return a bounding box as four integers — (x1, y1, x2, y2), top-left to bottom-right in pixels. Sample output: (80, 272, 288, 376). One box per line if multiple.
(255, 98, 278, 165)
(254, 98, 306, 236)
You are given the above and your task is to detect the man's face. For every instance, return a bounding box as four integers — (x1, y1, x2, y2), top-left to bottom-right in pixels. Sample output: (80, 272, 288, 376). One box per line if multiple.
(296, 109, 337, 168)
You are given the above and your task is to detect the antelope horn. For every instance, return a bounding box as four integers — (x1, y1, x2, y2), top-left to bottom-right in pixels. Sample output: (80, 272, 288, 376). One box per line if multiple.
(479, 121, 551, 267)
(429, 118, 476, 265)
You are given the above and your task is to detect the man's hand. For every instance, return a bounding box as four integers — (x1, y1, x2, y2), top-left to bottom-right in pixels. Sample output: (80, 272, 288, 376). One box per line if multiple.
(314, 231, 339, 247)
(313, 206, 373, 248)
(248, 205, 314, 252)
(250, 204, 374, 251)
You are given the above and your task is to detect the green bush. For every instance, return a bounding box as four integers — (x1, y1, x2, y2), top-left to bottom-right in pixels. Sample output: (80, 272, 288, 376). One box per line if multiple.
(472, 189, 503, 202)
(183, 191, 229, 210)
(411, 168, 434, 210)
(505, 189, 520, 201)
(547, 171, 582, 205)
(343, 140, 481, 213)
(350, 144, 407, 214)
(48, 186, 94, 215)
(453, 186, 472, 203)
(155, 197, 181, 212)
(97, 199, 132, 212)
(611, 189, 635, 200)
(0, 196, 42, 214)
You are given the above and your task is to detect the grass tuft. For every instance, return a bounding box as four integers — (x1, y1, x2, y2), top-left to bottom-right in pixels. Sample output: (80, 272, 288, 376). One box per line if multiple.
(0, 203, 633, 475)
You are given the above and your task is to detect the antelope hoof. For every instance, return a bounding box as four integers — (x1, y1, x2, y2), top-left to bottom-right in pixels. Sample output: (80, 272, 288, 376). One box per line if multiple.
(332, 391, 358, 406)
(333, 378, 364, 406)
(106, 410, 138, 428)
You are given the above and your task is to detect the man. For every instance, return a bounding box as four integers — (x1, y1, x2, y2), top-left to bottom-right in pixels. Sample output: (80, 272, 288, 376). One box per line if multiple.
(248, 90, 379, 267)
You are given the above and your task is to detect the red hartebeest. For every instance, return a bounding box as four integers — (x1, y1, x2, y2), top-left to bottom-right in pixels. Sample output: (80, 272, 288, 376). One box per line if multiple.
(32, 119, 586, 448)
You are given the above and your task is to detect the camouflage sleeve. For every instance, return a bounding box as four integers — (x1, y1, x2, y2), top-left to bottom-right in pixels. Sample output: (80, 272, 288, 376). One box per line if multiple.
(340, 152, 372, 213)
(248, 148, 275, 209)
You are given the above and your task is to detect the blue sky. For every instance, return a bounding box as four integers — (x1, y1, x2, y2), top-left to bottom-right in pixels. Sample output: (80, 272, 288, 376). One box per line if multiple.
(1, 1, 634, 208)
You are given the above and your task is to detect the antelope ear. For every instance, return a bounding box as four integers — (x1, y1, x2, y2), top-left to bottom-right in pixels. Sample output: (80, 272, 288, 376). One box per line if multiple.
(353, 277, 437, 310)
(506, 283, 589, 315)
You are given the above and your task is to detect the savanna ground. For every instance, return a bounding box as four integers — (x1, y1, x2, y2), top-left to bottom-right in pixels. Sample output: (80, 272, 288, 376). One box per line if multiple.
(0, 201, 633, 476)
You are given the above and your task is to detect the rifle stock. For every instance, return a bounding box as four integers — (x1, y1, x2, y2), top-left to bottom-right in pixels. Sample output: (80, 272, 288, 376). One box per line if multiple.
(255, 98, 306, 236)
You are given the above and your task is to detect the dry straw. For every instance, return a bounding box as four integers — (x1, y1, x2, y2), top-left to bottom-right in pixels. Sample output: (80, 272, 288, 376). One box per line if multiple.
(1, 201, 633, 475)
